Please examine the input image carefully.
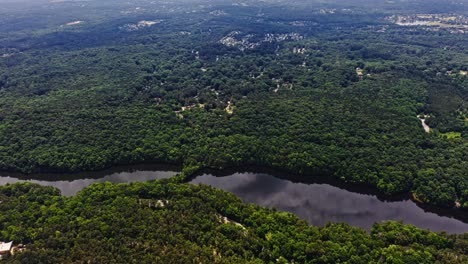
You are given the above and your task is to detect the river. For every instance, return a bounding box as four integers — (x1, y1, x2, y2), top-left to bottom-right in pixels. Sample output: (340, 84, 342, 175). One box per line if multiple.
(0, 167, 467, 233)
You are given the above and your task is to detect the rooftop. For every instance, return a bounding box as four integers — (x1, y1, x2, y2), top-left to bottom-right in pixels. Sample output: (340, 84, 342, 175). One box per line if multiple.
(0, 241, 13, 253)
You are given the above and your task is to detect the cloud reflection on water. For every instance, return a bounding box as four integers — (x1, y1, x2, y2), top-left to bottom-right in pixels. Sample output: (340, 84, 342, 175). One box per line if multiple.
(0, 170, 466, 233)
(191, 173, 468, 233)
(0, 170, 177, 196)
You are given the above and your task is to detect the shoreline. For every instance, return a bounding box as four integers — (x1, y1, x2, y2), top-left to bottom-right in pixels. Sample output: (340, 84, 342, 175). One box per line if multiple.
(0, 162, 466, 225)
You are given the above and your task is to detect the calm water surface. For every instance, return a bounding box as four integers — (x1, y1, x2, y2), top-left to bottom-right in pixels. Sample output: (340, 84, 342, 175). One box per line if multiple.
(0, 168, 467, 233)
(0, 166, 179, 196)
(191, 173, 468, 233)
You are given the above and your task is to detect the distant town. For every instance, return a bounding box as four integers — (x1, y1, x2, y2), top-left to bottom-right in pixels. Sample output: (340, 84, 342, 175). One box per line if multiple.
(387, 14, 468, 34)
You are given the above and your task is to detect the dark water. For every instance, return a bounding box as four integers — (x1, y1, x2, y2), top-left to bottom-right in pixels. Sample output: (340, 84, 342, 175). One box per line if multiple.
(0, 164, 180, 196)
(191, 172, 468, 233)
(1, 167, 467, 233)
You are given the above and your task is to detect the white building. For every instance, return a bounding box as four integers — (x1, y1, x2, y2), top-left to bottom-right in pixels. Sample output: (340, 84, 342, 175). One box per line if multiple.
(0, 241, 13, 260)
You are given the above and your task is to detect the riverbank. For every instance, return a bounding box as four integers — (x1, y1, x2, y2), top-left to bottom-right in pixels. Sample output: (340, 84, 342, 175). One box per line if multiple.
(1, 162, 466, 226)
(191, 172, 468, 233)
(2, 181, 466, 263)
(184, 165, 468, 224)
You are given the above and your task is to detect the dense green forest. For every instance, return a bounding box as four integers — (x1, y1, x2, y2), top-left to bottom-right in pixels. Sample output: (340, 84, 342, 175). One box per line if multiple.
(0, 0, 466, 211)
(0, 181, 467, 263)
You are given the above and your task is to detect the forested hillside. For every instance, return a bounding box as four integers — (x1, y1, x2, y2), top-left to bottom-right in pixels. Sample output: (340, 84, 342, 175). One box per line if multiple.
(0, 0, 466, 210)
(0, 181, 467, 263)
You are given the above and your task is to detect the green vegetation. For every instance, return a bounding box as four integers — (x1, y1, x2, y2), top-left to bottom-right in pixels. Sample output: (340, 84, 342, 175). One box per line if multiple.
(0, 1, 466, 211)
(439, 132, 462, 139)
(0, 181, 466, 263)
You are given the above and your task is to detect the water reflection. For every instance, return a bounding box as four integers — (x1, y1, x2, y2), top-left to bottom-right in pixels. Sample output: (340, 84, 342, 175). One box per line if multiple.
(0, 165, 179, 196)
(0, 166, 466, 233)
(191, 173, 468, 233)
